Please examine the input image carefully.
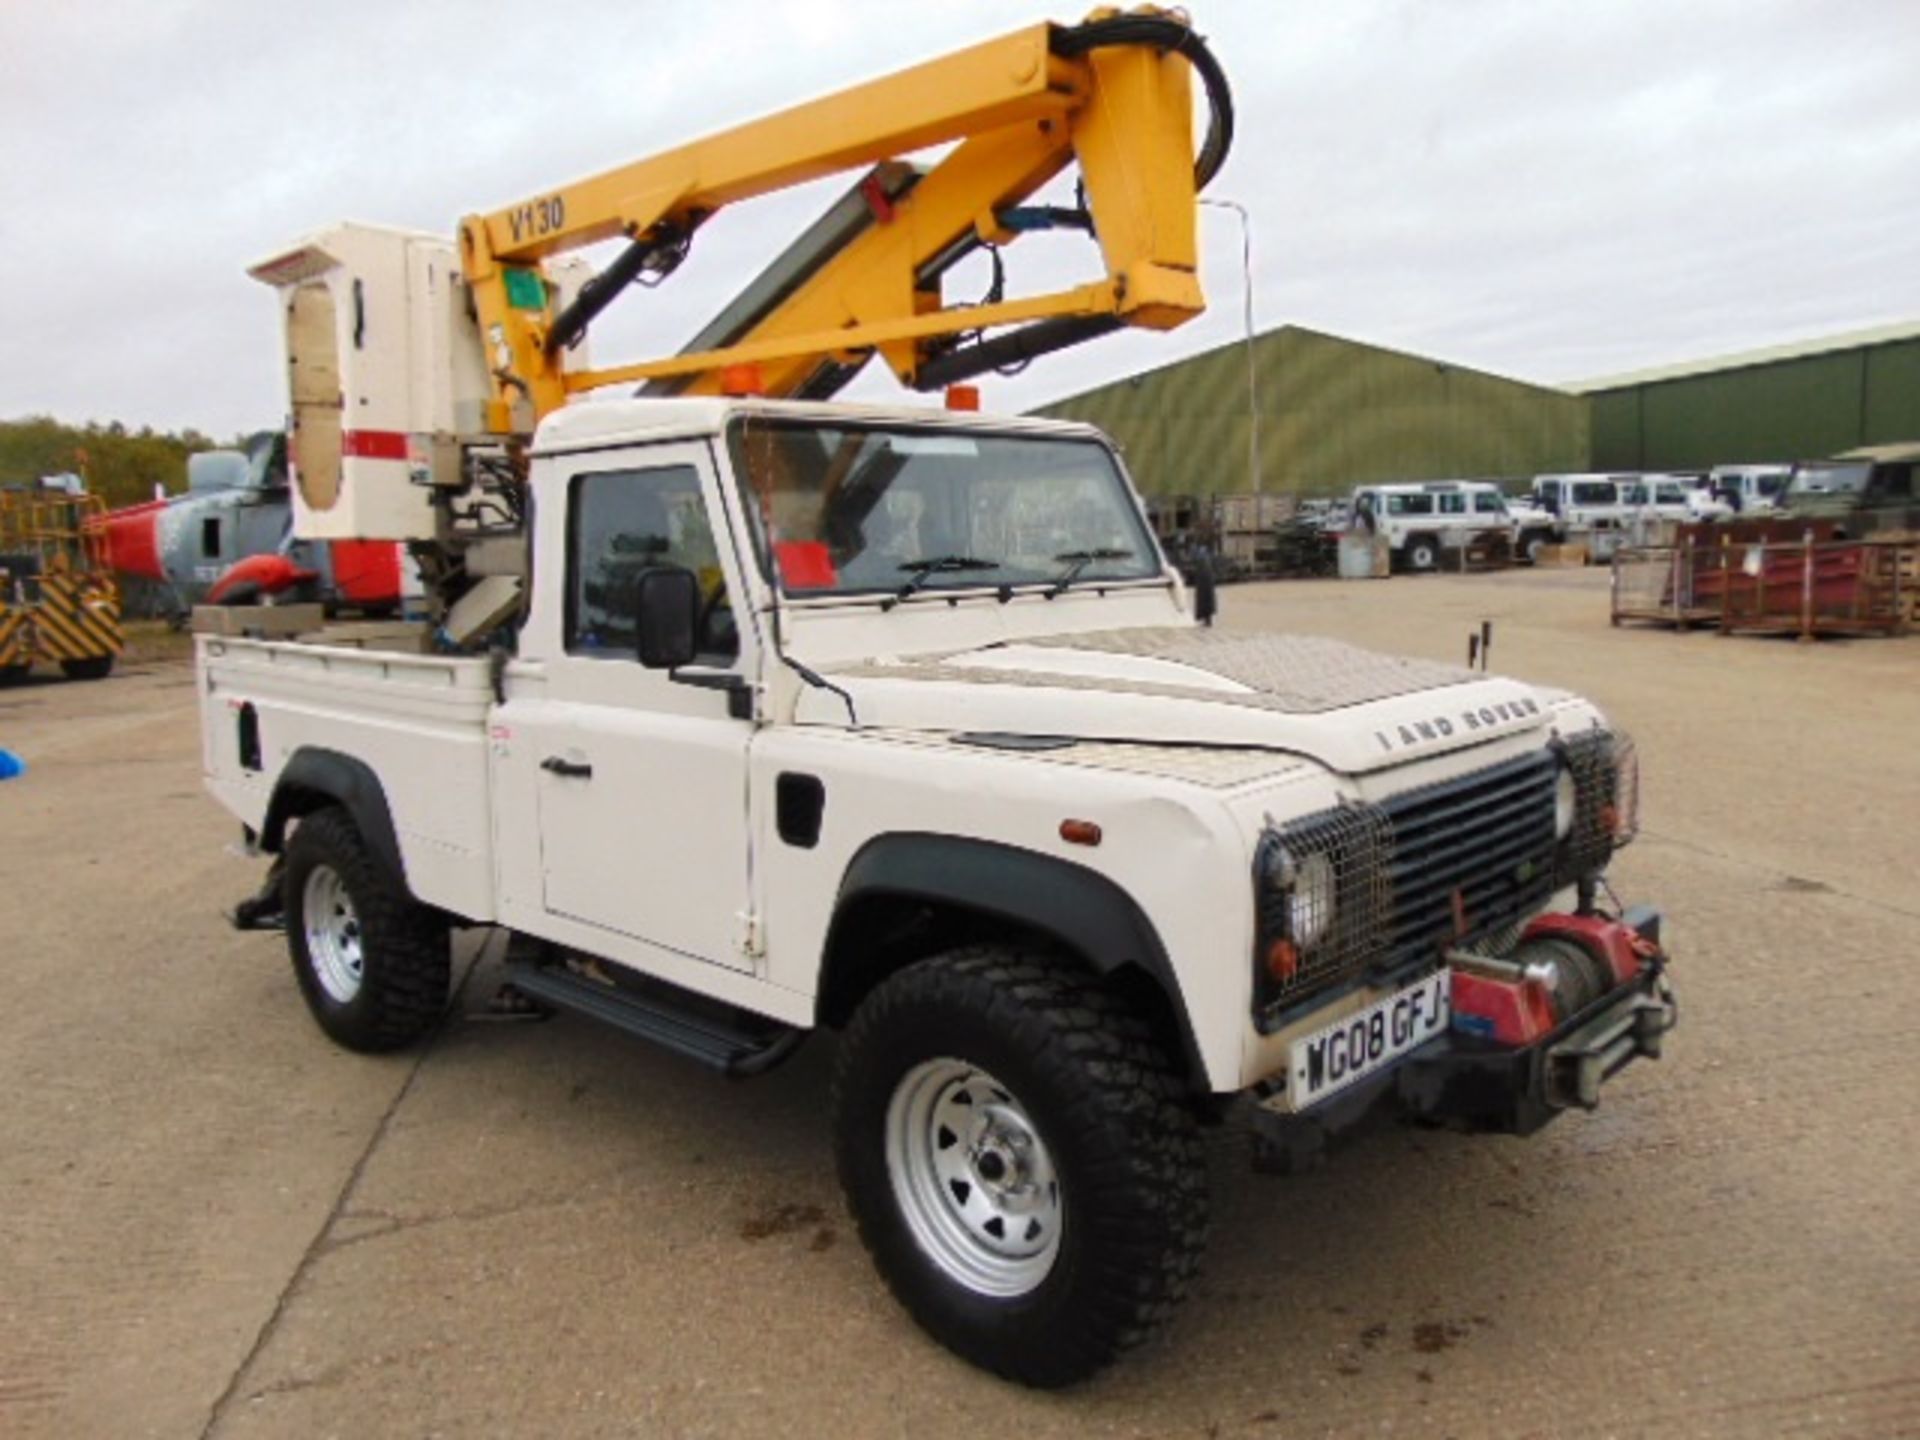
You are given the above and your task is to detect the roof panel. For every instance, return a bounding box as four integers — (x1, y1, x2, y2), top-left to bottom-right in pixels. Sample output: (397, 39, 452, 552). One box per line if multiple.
(1569, 320, 1920, 393)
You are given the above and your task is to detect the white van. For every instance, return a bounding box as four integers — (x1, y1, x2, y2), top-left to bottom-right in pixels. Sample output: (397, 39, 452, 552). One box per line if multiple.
(1619, 474, 1710, 522)
(1707, 464, 1791, 516)
(1530, 474, 1632, 528)
(1347, 480, 1514, 571)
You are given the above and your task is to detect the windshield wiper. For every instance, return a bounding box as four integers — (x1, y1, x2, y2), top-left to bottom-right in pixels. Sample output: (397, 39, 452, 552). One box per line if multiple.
(1044, 548, 1133, 598)
(887, 554, 1001, 607)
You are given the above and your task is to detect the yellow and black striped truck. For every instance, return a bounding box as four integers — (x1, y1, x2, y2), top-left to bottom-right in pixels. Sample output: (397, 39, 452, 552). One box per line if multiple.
(0, 490, 122, 684)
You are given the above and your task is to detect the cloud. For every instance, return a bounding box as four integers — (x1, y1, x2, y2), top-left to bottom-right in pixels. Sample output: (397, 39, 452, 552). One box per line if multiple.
(2, 0, 1915, 437)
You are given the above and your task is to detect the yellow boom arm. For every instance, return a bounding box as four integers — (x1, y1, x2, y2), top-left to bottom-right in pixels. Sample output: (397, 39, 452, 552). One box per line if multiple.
(459, 9, 1231, 430)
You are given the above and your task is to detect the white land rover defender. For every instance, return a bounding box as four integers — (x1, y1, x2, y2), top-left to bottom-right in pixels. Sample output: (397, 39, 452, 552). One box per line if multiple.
(1346, 480, 1538, 569)
(200, 397, 1675, 1386)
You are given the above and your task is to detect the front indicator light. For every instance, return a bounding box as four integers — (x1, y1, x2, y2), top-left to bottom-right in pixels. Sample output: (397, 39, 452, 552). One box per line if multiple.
(1264, 938, 1300, 983)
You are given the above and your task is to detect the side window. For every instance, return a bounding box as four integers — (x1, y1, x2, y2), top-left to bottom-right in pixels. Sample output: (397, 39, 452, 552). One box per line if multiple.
(1474, 492, 1505, 513)
(567, 464, 738, 663)
(1436, 492, 1467, 515)
(1388, 493, 1434, 516)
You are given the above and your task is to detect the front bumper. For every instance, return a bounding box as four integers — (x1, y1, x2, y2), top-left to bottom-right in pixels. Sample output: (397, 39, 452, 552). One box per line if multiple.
(1393, 955, 1675, 1136)
(1249, 910, 1678, 1172)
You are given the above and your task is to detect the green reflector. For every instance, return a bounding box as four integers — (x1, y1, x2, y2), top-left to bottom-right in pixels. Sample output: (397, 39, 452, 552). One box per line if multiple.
(503, 268, 546, 311)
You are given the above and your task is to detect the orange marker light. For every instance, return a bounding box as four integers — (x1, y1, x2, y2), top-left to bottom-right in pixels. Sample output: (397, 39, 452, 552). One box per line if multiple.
(721, 362, 766, 397)
(1059, 819, 1102, 847)
(945, 384, 981, 412)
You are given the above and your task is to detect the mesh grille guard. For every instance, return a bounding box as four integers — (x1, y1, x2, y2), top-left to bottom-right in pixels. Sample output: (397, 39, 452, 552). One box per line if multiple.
(1554, 727, 1632, 882)
(1252, 801, 1394, 1012)
(1255, 747, 1587, 1028)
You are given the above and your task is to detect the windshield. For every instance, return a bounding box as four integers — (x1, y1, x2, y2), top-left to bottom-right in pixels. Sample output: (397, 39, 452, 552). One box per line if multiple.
(726, 420, 1161, 596)
(1788, 463, 1871, 496)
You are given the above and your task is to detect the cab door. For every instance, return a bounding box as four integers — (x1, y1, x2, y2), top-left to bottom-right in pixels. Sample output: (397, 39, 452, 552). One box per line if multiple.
(518, 444, 758, 970)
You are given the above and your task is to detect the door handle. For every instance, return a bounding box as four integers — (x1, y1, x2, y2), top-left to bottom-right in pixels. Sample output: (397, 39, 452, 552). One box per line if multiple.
(541, 756, 593, 779)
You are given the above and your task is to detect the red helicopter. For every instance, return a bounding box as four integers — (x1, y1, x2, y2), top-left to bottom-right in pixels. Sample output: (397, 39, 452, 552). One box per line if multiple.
(97, 432, 412, 619)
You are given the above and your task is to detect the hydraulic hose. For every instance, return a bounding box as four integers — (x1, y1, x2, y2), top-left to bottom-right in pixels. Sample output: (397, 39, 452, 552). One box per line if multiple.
(1049, 13, 1235, 190)
(909, 15, 1234, 392)
(545, 224, 689, 356)
(914, 314, 1123, 392)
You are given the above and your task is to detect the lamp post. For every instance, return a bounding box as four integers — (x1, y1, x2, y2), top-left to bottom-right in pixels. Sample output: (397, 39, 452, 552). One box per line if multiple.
(1201, 197, 1261, 494)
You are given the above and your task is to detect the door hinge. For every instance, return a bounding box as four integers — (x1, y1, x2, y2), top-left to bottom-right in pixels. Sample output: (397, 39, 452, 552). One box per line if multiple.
(736, 911, 765, 959)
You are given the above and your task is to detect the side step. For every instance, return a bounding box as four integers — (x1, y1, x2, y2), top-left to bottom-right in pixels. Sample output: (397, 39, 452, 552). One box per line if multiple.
(504, 960, 804, 1078)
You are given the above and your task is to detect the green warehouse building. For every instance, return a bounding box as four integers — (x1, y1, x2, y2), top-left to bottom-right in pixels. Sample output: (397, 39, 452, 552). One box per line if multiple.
(1033, 319, 1920, 499)
(1032, 324, 1589, 498)
(1574, 321, 1920, 471)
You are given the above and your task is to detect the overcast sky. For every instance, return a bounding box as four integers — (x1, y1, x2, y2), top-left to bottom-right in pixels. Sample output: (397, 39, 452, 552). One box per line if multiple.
(3, 0, 1916, 438)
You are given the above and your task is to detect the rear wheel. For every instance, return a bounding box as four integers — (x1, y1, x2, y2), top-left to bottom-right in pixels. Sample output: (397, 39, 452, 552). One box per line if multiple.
(283, 807, 448, 1052)
(0, 663, 29, 686)
(833, 948, 1207, 1387)
(1523, 531, 1551, 564)
(60, 655, 114, 681)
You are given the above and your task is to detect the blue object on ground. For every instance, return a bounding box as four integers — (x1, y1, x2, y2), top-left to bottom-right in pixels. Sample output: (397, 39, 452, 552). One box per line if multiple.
(0, 749, 24, 780)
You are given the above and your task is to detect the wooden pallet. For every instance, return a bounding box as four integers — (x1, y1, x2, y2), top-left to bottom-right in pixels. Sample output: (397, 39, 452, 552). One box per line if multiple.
(1535, 543, 1590, 568)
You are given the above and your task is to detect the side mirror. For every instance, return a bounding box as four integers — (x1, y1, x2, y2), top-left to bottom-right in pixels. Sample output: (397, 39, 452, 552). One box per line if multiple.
(1191, 558, 1218, 627)
(635, 566, 700, 669)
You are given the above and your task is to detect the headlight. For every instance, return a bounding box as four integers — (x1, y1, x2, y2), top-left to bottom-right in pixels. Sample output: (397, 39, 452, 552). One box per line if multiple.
(1553, 767, 1578, 840)
(1287, 851, 1338, 948)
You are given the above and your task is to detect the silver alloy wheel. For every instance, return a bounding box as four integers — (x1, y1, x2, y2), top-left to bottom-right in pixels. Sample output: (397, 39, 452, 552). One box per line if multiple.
(885, 1057, 1063, 1298)
(302, 863, 365, 1004)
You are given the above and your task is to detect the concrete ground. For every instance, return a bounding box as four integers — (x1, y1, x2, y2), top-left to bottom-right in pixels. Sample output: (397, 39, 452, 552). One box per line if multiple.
(1, 572, 1915, 1439)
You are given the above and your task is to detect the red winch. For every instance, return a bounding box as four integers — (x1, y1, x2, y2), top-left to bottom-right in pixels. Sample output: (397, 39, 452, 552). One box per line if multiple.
(1450, 912, 1662, 1047)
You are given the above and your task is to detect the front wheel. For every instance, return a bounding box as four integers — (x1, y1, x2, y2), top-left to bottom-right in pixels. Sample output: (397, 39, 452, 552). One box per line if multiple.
(832, 948, 1207, 1387)
(60, 655, 114, 681)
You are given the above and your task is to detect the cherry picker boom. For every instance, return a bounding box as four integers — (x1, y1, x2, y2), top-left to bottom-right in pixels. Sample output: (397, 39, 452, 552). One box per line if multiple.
(463, 9, 1231, 421)
(246, 9, 1231, 636)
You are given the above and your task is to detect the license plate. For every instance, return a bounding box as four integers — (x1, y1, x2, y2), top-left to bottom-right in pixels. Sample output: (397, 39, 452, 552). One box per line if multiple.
(1288, 969, 1451, 1110)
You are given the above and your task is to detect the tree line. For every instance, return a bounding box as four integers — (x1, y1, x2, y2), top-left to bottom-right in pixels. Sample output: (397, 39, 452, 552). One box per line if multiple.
(0, 416, 253, 510)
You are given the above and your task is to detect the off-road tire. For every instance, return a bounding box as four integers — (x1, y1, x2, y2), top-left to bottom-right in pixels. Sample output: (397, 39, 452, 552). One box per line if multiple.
(1403, 534, 1440, 572)
(60, 656, 114, 681)
(283, 806, 448, 1052)
(1523, 531, 1551, 565)
(832, 947, 1208, 1387)
(0, 663, 29, 686)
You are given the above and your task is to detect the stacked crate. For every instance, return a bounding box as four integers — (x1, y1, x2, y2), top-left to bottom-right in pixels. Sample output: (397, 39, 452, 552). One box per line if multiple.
(1214, 493, 1299, 576)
